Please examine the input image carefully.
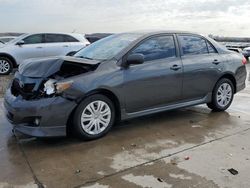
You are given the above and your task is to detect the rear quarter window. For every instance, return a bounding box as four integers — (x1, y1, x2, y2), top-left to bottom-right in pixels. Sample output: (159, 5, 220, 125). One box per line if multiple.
(64, 35, 79, 42)
(207, 41, 217, 53)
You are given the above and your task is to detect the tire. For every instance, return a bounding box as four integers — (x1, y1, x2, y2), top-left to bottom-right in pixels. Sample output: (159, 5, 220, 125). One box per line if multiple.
(207, 78, 234, 111)
(73, 94, 115, 140)
(0, 57, 13, 75)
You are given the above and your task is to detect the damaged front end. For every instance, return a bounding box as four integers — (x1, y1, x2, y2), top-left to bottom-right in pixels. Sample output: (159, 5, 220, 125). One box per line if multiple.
(4, 56, 101, 137)
(11, 56, 100, 100)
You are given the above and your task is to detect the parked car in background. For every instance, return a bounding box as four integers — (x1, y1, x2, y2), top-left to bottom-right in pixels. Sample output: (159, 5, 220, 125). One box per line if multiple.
(4, 31, 247, 140)
(0, 33, 90, 75)
(0, 36, 16, 44)
(85, 33, 112, 43)
(242, 47, 250, 59)
(227, 47, 242, 54)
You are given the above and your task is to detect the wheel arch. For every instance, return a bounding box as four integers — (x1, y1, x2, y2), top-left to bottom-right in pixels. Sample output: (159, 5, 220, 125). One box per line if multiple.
(217, 73, 237, 93)
(66, 88, 121, 135)
(0, 53, 18, 68)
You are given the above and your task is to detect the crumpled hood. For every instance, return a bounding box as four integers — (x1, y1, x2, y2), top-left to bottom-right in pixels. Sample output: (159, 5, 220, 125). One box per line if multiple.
(19, 56, 101, 78)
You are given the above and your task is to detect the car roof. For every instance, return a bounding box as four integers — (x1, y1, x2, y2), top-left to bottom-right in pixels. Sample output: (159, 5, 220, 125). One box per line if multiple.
(14, 32, 89, 43)
(27, 32, 85, 36)
(121, 30, 199, 36)
(0, 36, 16, 38)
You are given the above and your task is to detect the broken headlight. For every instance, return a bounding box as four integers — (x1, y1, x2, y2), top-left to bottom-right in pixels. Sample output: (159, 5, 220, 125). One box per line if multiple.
(44, 79, 73, 95)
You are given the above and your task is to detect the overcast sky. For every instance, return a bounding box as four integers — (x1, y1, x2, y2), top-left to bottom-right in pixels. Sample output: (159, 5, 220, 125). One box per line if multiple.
(1, 0, 250, 37)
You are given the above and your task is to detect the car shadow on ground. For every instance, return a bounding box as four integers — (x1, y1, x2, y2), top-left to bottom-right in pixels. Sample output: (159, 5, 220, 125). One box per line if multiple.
(11, 106, 233, 148)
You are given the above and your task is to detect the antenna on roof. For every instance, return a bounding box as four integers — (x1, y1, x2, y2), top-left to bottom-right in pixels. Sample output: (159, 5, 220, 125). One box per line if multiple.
(72, 29, 76, 33)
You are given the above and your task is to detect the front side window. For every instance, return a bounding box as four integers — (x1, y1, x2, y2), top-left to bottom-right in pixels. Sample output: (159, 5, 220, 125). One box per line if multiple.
(179, 35, 208, 55)
(131, 35, 176, 62)
(23, 34, 43, 44)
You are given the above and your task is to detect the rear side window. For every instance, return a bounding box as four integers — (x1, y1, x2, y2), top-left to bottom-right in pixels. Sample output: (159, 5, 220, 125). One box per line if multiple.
(45, 34, 79, 43)
(131, 35, 176, 62)
(179, 35, 208, 55)
(45, 34, 65, 43)
(23, 34, 43, 44)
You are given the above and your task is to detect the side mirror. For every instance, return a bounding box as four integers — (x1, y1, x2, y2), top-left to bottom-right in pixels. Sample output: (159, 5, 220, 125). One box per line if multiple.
(125, 53, 144, 67)
(16, 40, 25, 46)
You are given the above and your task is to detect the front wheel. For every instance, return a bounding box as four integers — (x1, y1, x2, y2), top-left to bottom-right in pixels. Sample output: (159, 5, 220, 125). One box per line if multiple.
(0, 57, 13, 75)
(207, 78, 234, 111)
(73, 94, 115, 140)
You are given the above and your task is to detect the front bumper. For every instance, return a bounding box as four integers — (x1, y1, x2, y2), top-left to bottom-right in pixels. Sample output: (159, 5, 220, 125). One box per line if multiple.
(4, 89, 77, 137)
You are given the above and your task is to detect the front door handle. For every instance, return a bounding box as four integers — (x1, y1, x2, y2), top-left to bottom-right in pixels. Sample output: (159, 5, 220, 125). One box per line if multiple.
(212, 59, 220, 65)
(36, 46, 42, 49)
(63, 45, 69, 47)
(170, 64, 181, 71)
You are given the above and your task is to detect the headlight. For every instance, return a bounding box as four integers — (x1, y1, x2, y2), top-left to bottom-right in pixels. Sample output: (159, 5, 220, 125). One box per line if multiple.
(55, 81, 73, 93)
(44, 79, 56, 95)
(44, 79, 73, 95)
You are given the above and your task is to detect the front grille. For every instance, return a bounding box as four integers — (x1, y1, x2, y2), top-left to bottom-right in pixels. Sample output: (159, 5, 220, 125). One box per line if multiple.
(11, 78, 36, 98)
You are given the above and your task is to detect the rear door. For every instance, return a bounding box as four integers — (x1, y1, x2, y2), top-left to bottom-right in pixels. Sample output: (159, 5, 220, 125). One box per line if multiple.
(63, 34, 85, 53)
(177, 34, 224, 101)
(44, 34, 84, 56)
(122, 35, 183, 113)
(43, 34, 67, 57)
(13, 34, 45, 63)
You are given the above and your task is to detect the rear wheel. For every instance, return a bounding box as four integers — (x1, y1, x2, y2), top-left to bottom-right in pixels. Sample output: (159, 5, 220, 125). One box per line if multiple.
(73, 94, 115, 140)
(0, 57, 13, 75)
(207, 78, 234, 111)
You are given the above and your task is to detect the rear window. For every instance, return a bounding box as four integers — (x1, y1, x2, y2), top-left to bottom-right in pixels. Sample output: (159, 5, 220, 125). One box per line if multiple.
(179, 35, 208, 55)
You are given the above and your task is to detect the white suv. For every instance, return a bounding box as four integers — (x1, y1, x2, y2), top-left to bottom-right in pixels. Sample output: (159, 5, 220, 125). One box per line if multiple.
(0, 33, 90, 75)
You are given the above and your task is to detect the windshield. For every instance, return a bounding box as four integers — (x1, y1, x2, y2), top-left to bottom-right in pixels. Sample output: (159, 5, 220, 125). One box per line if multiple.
(74, 33, 143, 60)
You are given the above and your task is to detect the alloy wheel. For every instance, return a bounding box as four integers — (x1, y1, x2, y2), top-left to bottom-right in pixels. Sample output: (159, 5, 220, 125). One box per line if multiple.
(0, 59, 10, 74)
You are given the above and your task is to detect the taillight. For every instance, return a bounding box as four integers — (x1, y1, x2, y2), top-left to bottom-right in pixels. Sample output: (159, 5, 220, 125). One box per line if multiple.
(242, 57, 247, 65)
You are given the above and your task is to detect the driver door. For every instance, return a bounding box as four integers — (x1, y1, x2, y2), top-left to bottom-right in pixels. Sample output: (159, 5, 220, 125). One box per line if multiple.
(122, 35, 183, 113)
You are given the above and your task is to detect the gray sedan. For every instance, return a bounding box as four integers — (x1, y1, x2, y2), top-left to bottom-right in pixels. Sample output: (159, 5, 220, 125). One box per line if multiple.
(4, 31, 247, 140)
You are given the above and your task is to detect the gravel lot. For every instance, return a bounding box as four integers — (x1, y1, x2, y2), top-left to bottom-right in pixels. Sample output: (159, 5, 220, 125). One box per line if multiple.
(0, 75, 12, 97)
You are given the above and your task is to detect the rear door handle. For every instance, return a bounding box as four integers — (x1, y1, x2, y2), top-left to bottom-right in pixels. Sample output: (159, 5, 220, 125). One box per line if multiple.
(36, 46, 42, 49)
(212, 59, 220, 65)
(170, 64, 181, 71)
(63, 45, 69, 47)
